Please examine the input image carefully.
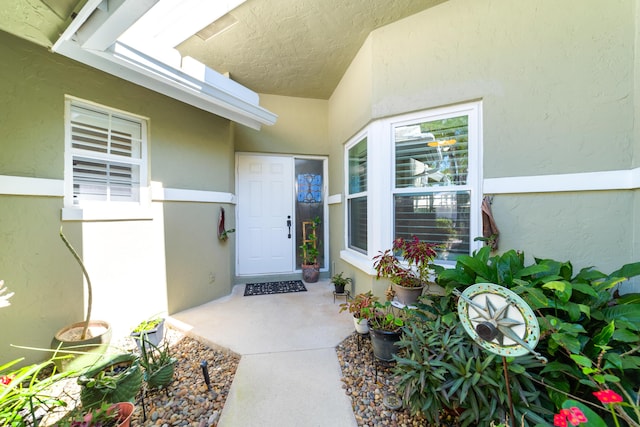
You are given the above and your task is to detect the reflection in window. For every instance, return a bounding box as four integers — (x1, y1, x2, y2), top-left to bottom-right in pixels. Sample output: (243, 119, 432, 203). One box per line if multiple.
(395, 116, 468, 189)
(347, 137, 367, 253)
(394, 114, 472, 261)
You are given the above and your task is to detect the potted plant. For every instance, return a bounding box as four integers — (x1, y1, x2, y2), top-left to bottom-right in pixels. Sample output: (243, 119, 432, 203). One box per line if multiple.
(330, 272, 352, 294)
(130, 317, 165, 351)
(368, 301, 406, 361)
(373, 236, 440, 306)
(138, 337, 177, 389)
(300, 217, 321, 283)
(78, 354, 143, 409)
(51, 227, 112, 372)
(339, 291, 378, 334)
(59, 401, 135, 427)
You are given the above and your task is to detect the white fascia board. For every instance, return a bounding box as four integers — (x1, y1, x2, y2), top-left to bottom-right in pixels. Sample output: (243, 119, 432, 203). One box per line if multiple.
(77, 0, 159, 51)
(52, 0, 276, 130)
(53, 39, 276, 129)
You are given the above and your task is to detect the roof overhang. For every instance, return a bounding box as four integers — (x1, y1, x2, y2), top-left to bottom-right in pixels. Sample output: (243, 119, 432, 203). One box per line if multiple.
(52, 0, 277, 130)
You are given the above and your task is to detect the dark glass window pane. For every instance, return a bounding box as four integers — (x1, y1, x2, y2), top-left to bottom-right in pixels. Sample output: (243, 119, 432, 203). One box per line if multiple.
(348, 196, 367, 253)
(394, 191, 470, 261)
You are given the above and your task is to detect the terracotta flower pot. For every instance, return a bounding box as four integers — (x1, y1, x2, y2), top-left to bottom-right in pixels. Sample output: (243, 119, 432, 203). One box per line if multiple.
(111, 402, 135, 427)
(302, 263, 320, 283)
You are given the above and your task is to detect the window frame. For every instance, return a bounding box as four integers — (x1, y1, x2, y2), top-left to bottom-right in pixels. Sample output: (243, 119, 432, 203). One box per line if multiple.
(341, 101, 482, 272)
(344, 131, 370, 255)
(390, 103, 482, 264)
(62, 96, 151, 221)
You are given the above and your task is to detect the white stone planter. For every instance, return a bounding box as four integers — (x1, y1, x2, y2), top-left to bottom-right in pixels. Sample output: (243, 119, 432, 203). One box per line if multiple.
(354, 317, 369, 334)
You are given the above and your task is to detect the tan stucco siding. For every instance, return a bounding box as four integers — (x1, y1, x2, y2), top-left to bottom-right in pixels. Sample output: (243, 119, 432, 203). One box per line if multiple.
(0, 31, 236, 364)
(327, 0, 639, 292)
(234, 94, 329, 155)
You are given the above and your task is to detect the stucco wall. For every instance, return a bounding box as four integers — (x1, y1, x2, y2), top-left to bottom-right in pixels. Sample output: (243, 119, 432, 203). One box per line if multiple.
(234, 94, 329, 155)
(328, 0, 639, 294)
(371, 0, 635, 177)
(0, 31, 236, 364)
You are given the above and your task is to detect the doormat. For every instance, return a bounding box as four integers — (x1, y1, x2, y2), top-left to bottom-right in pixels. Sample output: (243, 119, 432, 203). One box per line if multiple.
(244, 280, 307, 296)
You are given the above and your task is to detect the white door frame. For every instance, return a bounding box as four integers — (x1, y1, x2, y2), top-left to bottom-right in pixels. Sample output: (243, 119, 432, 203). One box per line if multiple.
(235, 153, 329, 276)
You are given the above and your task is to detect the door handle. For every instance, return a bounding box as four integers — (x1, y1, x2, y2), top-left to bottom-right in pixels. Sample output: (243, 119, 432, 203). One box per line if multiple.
(287, 216, 292, 239)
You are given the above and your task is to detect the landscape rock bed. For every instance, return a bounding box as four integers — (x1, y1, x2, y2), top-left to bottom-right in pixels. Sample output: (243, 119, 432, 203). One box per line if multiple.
(42, 327, 240, 427)
(336, 332, 432, 427)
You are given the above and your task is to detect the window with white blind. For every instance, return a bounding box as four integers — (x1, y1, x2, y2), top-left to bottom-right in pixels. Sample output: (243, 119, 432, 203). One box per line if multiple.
(63, 97, 149, 219)
(393, 110, 476, 262)
(340, 102, 481, 270)
(346, 136, 368, 253)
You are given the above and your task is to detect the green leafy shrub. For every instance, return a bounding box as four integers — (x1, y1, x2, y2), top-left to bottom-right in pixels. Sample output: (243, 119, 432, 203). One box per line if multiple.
(394, 299, 549, 426)
(438, 246, 640, 425)
(0, 357, 75, 426)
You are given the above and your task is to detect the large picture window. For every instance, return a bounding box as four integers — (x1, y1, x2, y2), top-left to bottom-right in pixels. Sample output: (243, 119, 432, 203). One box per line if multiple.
(341, 102, 481, 270)
(64, 97, 148, 210)
(393, 112, 474, 261)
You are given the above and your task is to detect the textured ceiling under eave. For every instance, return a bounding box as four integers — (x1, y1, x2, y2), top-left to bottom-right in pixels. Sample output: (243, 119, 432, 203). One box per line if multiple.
(176, 0, 447, 100)
(0, 0, 447, 100)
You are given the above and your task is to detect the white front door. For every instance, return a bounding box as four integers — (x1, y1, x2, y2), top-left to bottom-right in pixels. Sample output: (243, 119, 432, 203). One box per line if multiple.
(237, 154, 294, 275)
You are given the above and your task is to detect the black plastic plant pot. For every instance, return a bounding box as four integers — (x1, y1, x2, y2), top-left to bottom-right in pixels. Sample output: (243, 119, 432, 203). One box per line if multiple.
(369, 327, 402, 361)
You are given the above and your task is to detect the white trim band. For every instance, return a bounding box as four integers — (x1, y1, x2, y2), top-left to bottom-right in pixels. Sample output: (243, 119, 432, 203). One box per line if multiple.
(0, 175, 64, 197)
(483, 168, 640, 194)
(151, 182, 236, 204)
(327, 194, 342, 205)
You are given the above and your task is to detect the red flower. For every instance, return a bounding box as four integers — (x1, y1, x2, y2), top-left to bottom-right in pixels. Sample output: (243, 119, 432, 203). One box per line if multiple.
(567, 407, 588, 425)
(554, 407, 588, 427)
(554, 413, 568, 427)
(0, 375, 12, 385)
(593, 389, 623, 404)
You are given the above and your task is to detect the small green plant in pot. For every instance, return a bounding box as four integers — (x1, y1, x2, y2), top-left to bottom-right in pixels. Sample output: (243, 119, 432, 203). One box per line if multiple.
(52, 227, 112, 372)
(339, 291, 378, 334)
(373, 236, 441, 306)
(330, 272, 352, 294)
(138, 337, 177, 389)
(130, 317, 165, 351)
(368, 301, 407, 361)
(78, 354, 143, 409)
(300, 217, 321, 283)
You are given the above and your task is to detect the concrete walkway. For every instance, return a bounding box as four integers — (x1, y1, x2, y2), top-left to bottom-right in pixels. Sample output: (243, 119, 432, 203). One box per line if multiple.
(168, 280, 358, 427)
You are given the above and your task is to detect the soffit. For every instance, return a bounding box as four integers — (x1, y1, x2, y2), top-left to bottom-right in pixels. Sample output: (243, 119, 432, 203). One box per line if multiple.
(1, 0, 446, 100)
(177, 0, 446, 99)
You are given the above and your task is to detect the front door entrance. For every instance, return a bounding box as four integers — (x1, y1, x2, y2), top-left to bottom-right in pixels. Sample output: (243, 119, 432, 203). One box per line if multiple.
(236, 154, 294, 275)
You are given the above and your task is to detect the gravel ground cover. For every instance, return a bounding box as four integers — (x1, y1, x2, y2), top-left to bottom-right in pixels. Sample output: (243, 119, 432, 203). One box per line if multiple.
(40, 327, 239, 427)
(335, 332, 429, 427)
(40, 326, 453, 426)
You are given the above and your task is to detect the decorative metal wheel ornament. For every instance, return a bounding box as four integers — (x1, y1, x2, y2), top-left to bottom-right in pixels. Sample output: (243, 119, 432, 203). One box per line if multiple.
(455, 283, 546, 362)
